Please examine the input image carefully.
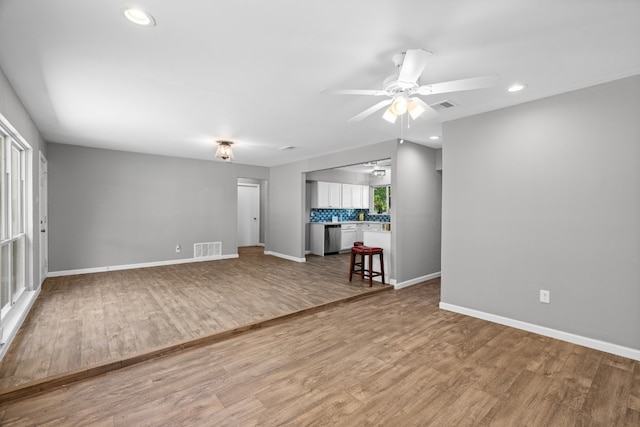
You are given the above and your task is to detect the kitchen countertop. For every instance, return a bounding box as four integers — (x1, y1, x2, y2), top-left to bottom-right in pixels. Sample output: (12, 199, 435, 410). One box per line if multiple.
(309, 221, 390, 225)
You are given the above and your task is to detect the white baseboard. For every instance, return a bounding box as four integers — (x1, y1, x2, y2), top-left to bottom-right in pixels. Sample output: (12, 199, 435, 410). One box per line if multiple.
(47, 254, 239, 277)
(264, 251, 306, 263)
(394, 272, 441, 290)
(439, 302, 640, 362)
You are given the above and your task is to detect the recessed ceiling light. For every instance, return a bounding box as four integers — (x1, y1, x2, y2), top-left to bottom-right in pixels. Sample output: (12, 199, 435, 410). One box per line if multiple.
(123, 8, 156, 26)
(429, 135, 441, 140)
(508, 83, 527, 93)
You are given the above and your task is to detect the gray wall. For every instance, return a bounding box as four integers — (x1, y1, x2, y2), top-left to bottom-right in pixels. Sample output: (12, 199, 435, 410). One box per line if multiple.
(306, 168, 372, 186)
(441, 75, 640, 350)
(0, 66, 46, 289)
(306, 164, 391, 187)
(48, 143, 268, 271)
(394, 142, 442, 282)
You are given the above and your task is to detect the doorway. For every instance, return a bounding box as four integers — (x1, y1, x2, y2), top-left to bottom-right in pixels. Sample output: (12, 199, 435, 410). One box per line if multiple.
(237, 183, 260, 247)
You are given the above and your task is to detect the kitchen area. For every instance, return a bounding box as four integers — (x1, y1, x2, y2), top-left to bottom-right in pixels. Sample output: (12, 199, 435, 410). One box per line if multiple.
(305, 160, 392, 283)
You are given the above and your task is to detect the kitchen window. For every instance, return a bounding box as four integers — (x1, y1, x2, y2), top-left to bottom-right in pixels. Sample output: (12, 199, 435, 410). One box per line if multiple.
(373, 185, 391, 214)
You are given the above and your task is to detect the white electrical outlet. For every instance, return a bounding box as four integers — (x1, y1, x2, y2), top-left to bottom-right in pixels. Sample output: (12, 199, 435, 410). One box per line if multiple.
(175, 245, 181, 253)
(540, 289, 550, 304)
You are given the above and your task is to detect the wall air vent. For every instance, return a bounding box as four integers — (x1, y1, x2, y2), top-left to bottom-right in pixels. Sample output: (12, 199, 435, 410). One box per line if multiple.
(279, 145, 298, 151)
(430, 100, 457, 111)
(194, 241, 222, 258)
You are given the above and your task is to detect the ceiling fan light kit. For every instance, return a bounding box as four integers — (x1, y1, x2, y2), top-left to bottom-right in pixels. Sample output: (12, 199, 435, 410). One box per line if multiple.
(324, 48, 499, 124)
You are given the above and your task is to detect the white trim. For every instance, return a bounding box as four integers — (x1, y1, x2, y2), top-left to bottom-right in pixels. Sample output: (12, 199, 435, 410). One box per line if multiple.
(0, 289, 39, 360)
(39, 151, 48, 286)
(393, 271, 441, 290)
(439, 302, 640, 362)
(47, 254, 239, 277)
(264, 251, 306, 263)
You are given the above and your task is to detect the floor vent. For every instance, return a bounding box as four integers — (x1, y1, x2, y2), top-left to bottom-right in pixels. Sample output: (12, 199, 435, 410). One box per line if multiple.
(194, 241, 222, 258)
(431, 100, 457, 111)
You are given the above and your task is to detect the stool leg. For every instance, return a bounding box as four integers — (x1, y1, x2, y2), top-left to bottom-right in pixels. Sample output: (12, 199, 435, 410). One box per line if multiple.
(379, 252, 385, 285)
(349, 250, 355, 282)
(368, 253, 373, 287)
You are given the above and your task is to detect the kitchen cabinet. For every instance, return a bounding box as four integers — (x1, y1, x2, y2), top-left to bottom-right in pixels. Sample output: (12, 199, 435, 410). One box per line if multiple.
(310, 223, 325, 256)
(311, 181, 342, 208)
(340, 223, 357, 250)
(361, 185, 370, 209)
(363, 230, 391, 283)
(342, 184, 370, 209)
(341, 184, 359, 208)
(357, 222, 382, 242)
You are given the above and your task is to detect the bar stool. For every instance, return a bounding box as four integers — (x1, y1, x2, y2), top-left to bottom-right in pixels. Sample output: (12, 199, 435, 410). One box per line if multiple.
(349, 245, 385, 287)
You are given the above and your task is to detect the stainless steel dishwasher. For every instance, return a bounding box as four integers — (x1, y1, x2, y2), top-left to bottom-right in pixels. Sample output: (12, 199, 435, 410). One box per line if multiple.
(324, 224, 341, 254)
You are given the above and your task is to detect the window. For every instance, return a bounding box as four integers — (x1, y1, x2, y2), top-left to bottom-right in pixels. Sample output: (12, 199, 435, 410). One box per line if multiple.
(373, 185, 391, 214)
(0, 132, 27, 319)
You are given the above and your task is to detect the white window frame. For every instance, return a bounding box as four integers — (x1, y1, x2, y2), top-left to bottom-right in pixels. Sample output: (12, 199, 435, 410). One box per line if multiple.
(0, 119, 31, 325)
(371, 185, 391, 215)
(0, 132, 27, 318)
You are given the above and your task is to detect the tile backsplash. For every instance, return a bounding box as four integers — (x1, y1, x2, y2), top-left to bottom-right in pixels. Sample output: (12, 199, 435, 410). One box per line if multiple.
(310, 208, 390, 223)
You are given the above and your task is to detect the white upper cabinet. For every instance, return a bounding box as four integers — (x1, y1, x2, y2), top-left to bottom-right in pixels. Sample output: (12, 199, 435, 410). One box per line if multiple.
(312, 181, 342, 208)
(312, 181, 369, 209)
(341, 184, 356, 208)
(361, 185, 370, 209)
(342, 184, 369, 209)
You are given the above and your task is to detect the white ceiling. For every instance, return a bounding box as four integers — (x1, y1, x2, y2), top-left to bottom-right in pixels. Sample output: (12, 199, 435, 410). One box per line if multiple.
(0, 1, 638, 167)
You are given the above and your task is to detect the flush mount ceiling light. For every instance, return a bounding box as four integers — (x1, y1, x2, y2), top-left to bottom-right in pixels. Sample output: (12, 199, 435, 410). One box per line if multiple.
(123, 8, 156, 26)
(508, 83, 527, 93)
(371, 169, 386, 177)
(215, 140, 234, 161)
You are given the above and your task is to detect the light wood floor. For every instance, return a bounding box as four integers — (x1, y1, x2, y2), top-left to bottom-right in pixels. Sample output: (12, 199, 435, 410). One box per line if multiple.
(0, 279, 638, 426)
(0, 246, 388, 396)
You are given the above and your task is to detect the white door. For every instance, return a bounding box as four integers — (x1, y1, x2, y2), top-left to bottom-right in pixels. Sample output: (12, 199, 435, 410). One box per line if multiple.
(237, 184, 259, 247)
(39, 152, 48, 285)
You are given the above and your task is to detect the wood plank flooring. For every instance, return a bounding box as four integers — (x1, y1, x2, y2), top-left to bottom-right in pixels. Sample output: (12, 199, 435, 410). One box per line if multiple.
(0, 280, 638, 426)
(0, 246, 388, 396)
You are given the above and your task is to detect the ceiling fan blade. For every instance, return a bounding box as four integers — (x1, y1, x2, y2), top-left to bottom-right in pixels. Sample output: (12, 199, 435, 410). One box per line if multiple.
(348, 99, 393, 122)
(409, 97, 440, 120)
(418, 74, 499, 95)
(398, 49, 431, 84)
(320, 88, 387, 96)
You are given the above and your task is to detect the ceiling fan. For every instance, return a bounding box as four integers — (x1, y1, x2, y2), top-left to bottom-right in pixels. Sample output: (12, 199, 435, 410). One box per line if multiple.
(321, 49, 499, 123)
